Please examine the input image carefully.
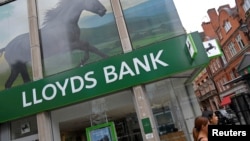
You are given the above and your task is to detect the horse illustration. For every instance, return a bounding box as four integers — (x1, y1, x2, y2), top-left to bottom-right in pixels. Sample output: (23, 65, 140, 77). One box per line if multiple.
(205, 43, 215, 54)
(0, 0, 108, 89)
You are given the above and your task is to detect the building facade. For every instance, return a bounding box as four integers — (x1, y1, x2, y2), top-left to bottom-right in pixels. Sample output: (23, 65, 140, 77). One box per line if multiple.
(195, 0, 250, 124)
(0, 0, 209, 141)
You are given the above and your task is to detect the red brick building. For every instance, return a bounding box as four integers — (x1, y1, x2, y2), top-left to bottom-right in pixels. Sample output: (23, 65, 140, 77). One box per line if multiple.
(194, 0, 250, 124)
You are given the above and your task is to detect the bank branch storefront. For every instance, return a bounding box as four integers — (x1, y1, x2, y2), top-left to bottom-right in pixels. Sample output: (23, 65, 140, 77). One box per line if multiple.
(0, 0, 209, 141)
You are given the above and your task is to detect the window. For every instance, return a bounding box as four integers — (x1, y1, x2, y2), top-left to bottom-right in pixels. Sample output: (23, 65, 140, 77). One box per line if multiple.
(216, 59, 221, 69)
(223, 77, 229, 89)
(221, 52, 228, 65)
(235, 34, 245, 49)
(0, 0, 31, 89)
(243, 0, 250, 12)
(120, 0, 186, 49)
(154, 110, 174, 135)
(210, 65, 215, 73)
(219, 77, 228, 91)
(218, 30, 223, 40)
(224, 21, 232, 33)
(37, 0, 122, 77)
(213, 62, 218, 71)
(217, 81, 222, 92)
(228, 42, 237, 57)
(220, 79, 225, 91)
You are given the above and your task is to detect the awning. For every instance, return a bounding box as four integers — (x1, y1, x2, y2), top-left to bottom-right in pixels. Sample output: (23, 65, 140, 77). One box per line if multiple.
(220, 96, 231, 106)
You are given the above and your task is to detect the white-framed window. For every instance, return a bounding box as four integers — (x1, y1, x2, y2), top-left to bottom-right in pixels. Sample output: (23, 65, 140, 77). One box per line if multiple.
(243, 0, 250, 12)
(216, 59, 220, 69)
(219, 79, 225, 91)
(218, 30, 223, 40)
(219, 77, 228, 91)
(217, 81, 222, 92)
(224, 21, 232, 33)
(210, 65, 215, 73)
(235, 34, 245, 49)
(213, 62, 217, 71)
(221, 52, 227, 65)
(228, 42, 237, 57)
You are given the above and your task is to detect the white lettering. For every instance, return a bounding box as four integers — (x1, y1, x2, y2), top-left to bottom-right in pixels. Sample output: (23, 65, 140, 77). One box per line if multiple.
(33, 88, 42, 104)
(212, 129, 247, 136)
(70, 76, 84, 93)
(103, 66, 117, 83)
(150, 50, 168, 69)
(42, 84, 57, 101)
(241, 131, 247, 136)
(133, 55, 150, 74)
(212, 129, 218, 136)
(84, 71, 97, 89)
(56, 79, 69, 96)
(21, 50, 170, 108)
(119, 61, 135, 80)
(103, 50, 169, 84)
(22, 92, 32, 107)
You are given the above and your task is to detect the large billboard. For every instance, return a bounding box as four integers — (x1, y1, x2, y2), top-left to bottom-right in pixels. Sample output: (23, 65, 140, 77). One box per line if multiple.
(36, 0, 122, 76)
(0, 0, 122, 90)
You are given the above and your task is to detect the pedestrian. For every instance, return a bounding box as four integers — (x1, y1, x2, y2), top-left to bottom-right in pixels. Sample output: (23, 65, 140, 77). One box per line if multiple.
(192, 116, 209, 141)
(202, 110, 218, 125)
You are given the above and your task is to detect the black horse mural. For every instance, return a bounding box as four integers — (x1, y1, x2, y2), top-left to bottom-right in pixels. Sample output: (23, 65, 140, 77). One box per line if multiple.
(0, 0, 108, 89)
(205, 43, 215, 54)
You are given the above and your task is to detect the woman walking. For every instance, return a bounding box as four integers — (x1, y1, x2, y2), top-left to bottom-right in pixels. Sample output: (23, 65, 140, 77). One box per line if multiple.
(192, 116, 209, 141)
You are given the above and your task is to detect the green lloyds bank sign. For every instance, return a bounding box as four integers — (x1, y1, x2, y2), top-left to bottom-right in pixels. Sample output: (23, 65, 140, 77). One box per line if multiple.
(0, 32, 209, 123)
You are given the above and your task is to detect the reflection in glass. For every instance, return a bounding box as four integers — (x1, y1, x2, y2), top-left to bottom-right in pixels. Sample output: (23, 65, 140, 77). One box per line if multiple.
(120, 0, 185, 49)
(154, 109, 175, 135)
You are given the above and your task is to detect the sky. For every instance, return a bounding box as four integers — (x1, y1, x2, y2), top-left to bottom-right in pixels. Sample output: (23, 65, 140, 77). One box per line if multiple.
(173, 0, 236, 33)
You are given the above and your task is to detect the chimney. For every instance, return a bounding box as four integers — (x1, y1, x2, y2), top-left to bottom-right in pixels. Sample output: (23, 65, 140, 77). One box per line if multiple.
(201, 22, 218, 41)
(207, 8, 219, 30)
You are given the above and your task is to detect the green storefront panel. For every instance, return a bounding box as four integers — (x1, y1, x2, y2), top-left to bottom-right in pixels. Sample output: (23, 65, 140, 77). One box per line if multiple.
(0, 32, 209, 123)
